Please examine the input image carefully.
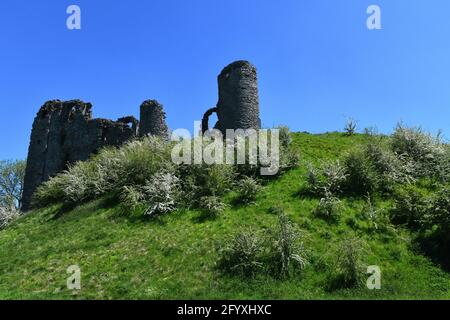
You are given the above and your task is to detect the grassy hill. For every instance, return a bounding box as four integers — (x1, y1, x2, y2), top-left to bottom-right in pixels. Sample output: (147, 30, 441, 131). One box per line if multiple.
(1, 132, 449, 300)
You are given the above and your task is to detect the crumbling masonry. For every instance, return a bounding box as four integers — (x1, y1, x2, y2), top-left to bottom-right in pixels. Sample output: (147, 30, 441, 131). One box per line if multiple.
(202, 60, 261, 134)
(140, 100, 169, 138)
(21, 99, 169, 211)
(22, 60, 261, 210)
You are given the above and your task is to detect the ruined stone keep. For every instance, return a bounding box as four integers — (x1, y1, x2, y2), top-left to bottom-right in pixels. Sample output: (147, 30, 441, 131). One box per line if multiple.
(202, 60, 261, 134)
(140, 100, 169, 139)
(22, 60, 261, 210)
(22, 99, 169, 211)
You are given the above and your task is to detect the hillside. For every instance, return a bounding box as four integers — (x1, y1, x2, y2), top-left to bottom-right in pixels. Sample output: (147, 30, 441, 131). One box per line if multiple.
(0, 132, 449, 300)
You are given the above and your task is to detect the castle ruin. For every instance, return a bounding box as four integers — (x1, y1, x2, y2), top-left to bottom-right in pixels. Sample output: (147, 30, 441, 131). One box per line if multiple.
(21, 99, 169, 211)
(22, 60, 261, 210)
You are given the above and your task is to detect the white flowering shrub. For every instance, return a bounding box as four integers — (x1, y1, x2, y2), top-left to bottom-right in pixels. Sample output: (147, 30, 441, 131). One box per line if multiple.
(391, 124, 444, 178)
(364, 141, 415, 186)
(314, 190, 342, 222)
(435, 146, 450, 183)
(0, 206, 21, 229)
(307, 161, 347, 196)
(33, 136, 173, 208)
(143, 171, 180, 216)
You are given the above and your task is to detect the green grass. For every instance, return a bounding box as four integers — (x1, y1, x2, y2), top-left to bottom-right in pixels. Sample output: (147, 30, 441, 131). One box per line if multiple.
(0, 132, 449, 300)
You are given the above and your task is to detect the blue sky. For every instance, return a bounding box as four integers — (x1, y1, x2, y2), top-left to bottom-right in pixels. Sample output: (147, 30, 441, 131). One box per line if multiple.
(1, 0, 450, 160)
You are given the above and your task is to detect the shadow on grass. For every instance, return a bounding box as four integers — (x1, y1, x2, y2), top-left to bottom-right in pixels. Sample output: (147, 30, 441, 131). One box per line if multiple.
(296, 185, 319, 200)
(229, 197, 254, 210)
(107, 205, 169, 227)
(50, 203, 78, 220)
(416, 231, 450, 272)
(192, 210, 219, 224)
(324, 273, 363, 293)
(48, 193, 120, 221)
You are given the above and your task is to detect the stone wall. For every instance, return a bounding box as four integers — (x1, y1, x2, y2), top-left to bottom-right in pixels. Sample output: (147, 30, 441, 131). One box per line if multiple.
(21, 99, 167, 211)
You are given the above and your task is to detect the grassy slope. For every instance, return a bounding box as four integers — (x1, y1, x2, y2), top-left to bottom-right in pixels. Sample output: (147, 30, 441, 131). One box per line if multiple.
(0, 132, 449, 300)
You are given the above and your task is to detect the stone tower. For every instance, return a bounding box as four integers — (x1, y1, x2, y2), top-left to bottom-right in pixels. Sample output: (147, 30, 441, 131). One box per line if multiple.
(202, 60, 261, 134)
(139, 100, 169, 139)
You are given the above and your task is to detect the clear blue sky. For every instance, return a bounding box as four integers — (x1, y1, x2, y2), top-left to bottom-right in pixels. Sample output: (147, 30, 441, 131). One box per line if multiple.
(1, 0, 450, 160)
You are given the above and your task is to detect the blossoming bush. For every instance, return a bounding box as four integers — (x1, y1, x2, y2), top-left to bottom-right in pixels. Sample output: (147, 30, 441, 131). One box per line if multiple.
(0, 206, 21, 229)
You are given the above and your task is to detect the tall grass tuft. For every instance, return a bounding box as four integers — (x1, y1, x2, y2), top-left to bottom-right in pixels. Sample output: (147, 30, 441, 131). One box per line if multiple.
(330, 237, 368, 289)
(217, 229, 264, 278)
(265, 210, 309, 278)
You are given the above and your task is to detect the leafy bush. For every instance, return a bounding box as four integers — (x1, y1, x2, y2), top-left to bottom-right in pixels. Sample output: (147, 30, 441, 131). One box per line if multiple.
(306, 165, 320, 192)
(119, 185, 145, 214)
(178, 163, 235, 203)
(412, 185, 450, 271)
(0, 206, 21, 229)
(33, 135, 239, 216)
(426, 186, 450, 233)
(435, 145, 450, 183)
(217, 230, 264, 277)
(364, 141, 415, 192)
(58, 161, 99, 204)
(265, 210, 308, 278)
(119, 170, 180, 217)
(391, 124, 444, 178)
(361, 194, 378, 227)
(204, 165, 235, 197)
(391, 185, 429, 230)
(307, 161, 347, 196)
(277, 125, 292, 148)
(231, 128, 299, 177)
(343, 149, 378, 195)
(116, 137, 175, 186)
(32, 174, 70, 208)
(308, 135, 419, 198)
(360, 194, 393, 233)
(200, 196, 227, 218)
(279, 147, 300, 173)
(322, 161, 348, 194)
(314, 191, 341, 222)
(235, 177, 261, 204)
